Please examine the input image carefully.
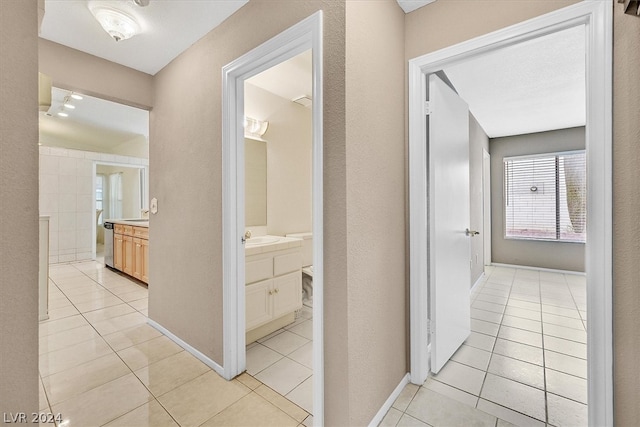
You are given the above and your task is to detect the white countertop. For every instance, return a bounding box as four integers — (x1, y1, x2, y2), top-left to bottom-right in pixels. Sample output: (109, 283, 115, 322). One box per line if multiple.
(245, 235, 302, 256)
(108, 219, 149, 228)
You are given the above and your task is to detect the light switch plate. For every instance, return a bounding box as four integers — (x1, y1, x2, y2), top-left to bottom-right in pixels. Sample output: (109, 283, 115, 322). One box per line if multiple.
(150, 197, 158, 214)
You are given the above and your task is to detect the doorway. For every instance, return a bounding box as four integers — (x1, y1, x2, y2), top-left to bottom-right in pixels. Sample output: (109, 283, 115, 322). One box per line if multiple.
(409, 2, 612, 426)
(222, 11, 324, 424)
(93, 162, 148, 260)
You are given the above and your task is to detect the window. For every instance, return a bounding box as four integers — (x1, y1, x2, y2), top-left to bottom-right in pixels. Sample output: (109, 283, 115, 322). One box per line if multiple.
(504, 151, 586, 243)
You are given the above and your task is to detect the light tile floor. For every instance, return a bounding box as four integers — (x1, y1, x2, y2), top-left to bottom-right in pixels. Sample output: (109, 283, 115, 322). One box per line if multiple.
(380, 265, 588, 427)
(39, 260, 312, 427)
(246, 306, 314, 415)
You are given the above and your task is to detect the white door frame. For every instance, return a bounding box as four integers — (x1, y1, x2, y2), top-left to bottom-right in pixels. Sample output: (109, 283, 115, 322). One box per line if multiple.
(409, 2, 612, 426)
(482, 149, 491, 266)
(221, 11, 324, 425)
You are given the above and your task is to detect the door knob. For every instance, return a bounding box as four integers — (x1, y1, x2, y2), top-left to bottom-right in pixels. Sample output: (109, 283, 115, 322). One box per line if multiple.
(465, 228, 480, 237)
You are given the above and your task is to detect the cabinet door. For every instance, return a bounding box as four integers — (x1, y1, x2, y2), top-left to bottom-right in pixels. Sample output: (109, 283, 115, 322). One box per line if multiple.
(141, 238, 149, 284)
(272, 271, 302, 318)
(246, 279, 273, 331)
(133, 238, 144, 280)
(123, 235, 134, 276)
(114, 233, 124, 270)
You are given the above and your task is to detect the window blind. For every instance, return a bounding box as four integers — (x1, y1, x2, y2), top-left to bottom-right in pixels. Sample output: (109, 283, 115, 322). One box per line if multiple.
(504, 151, 586, 243)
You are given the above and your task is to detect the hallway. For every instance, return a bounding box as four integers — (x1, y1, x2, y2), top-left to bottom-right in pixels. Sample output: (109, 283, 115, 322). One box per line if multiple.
(381, 266, 587, 426)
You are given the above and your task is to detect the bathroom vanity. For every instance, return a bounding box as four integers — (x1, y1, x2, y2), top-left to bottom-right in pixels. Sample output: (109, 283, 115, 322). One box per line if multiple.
(110, 219, 149, 284)
(245, 235, 303, 344)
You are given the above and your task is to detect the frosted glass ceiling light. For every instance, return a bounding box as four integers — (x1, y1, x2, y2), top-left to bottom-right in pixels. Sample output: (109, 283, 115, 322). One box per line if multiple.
(89, 4, 140, 42)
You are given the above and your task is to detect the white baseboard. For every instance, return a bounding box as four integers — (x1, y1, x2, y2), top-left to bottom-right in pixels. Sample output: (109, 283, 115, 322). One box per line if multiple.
(368, 373, 410, 427)
(147, 318, 225, 378)
(490, 262, 586, 276)
(471, 272, 485, 294)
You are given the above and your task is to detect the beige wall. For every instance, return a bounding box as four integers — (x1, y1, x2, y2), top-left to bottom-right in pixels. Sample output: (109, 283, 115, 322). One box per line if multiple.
(0, 0, 39, 415)
(344, 0, 407, 423)
(612, 5, 640, 425)
(490, 128, 586, 272)
(244, 82, 313, 236)
(150, 0, 408, 423)
(469, 114, 489, 283)
(149, 1, 352, 423)
(39, 38, 154, 109)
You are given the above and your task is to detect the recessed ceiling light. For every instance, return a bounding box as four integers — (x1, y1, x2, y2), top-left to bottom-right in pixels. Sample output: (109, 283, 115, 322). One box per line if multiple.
(57, 112, 68, 117)
(64, 103, 75, 109)
(71, 94, 83, 100)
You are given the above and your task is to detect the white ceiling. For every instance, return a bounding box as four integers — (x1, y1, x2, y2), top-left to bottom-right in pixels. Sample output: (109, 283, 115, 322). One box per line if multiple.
(40, 87, 148, 150)
(396, 0, 436, 13)
(246, 50, 312, 102)
(39, 1, 585, 147)
(443, 25, 586, 138)
(40, 0, 249, 75)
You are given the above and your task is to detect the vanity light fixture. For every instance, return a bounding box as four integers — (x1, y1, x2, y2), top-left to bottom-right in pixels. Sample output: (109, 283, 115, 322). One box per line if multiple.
(244, 117, 269, 137)
(57, 111, 68, 118)
(89, 2, 141, 42)
(64, 103, 76, 109)
(70, 93, 83, 100)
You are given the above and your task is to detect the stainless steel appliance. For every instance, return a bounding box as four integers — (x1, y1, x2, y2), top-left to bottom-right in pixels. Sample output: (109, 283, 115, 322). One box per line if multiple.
(104, 222, 114, 268)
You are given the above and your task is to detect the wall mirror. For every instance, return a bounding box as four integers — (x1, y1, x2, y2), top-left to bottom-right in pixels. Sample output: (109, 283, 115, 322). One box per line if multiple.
(245, 137, 267, 226)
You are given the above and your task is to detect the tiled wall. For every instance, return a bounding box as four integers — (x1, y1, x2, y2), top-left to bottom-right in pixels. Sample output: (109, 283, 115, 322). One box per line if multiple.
(39, 146, 148, 263)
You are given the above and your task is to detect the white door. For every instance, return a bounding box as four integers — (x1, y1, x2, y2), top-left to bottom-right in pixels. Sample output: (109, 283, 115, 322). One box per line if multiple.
(428, 74, 471, 374)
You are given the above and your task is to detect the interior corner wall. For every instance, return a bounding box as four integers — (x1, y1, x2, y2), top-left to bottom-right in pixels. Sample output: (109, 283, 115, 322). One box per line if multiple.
(612, 5, 640, 424)
(345, 0, 407, 424)
(149, 1, 350, 423)
(38, 38, 153, 109)
(469, 114, 489, 284)
(489, 127, 586, 272)
(0, 0, 39, 415)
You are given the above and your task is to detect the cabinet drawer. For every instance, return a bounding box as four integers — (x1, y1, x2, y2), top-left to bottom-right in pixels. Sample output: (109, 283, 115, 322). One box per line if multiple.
(246, 258, 273, 284)
(114, 224, 125, 234)
(133, 226, 149, 239)
(273, 252, 301, 276)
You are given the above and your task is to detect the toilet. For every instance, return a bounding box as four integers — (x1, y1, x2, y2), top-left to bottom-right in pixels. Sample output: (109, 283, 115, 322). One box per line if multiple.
(286, 232, 313, 307)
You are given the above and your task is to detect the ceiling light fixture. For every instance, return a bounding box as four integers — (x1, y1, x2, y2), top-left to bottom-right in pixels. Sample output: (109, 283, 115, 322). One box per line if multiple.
(89, 3, 141, 42)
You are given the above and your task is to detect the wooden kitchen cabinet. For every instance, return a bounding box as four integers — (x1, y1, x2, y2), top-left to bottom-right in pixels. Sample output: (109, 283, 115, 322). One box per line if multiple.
(114, 232, 124, 271)
(122, 234, 134, 276)
(133, 237, 149, 282)
(111, 223, 149, 284)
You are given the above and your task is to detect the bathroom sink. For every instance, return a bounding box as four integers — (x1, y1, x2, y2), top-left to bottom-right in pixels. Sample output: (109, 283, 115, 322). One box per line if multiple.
(246, 236, 280, 245)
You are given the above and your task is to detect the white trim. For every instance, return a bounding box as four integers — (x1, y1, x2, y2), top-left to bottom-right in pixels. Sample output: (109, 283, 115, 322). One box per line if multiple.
(408, 2, 612, 426)
(368, 373, 410, 427)
(471, 273, 485, 294)
(222, 11, 324, 425)
(147, 319, 225, 377)
(490, 262, 586, 276)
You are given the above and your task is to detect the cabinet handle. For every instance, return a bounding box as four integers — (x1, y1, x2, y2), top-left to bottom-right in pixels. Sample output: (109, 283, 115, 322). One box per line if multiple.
(269, 290, 273, 295)
(275, 288, 279, 293)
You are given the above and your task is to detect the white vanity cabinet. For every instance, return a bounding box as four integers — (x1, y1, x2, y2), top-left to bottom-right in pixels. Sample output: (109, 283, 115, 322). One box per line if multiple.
(245, 242, 302, 343)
